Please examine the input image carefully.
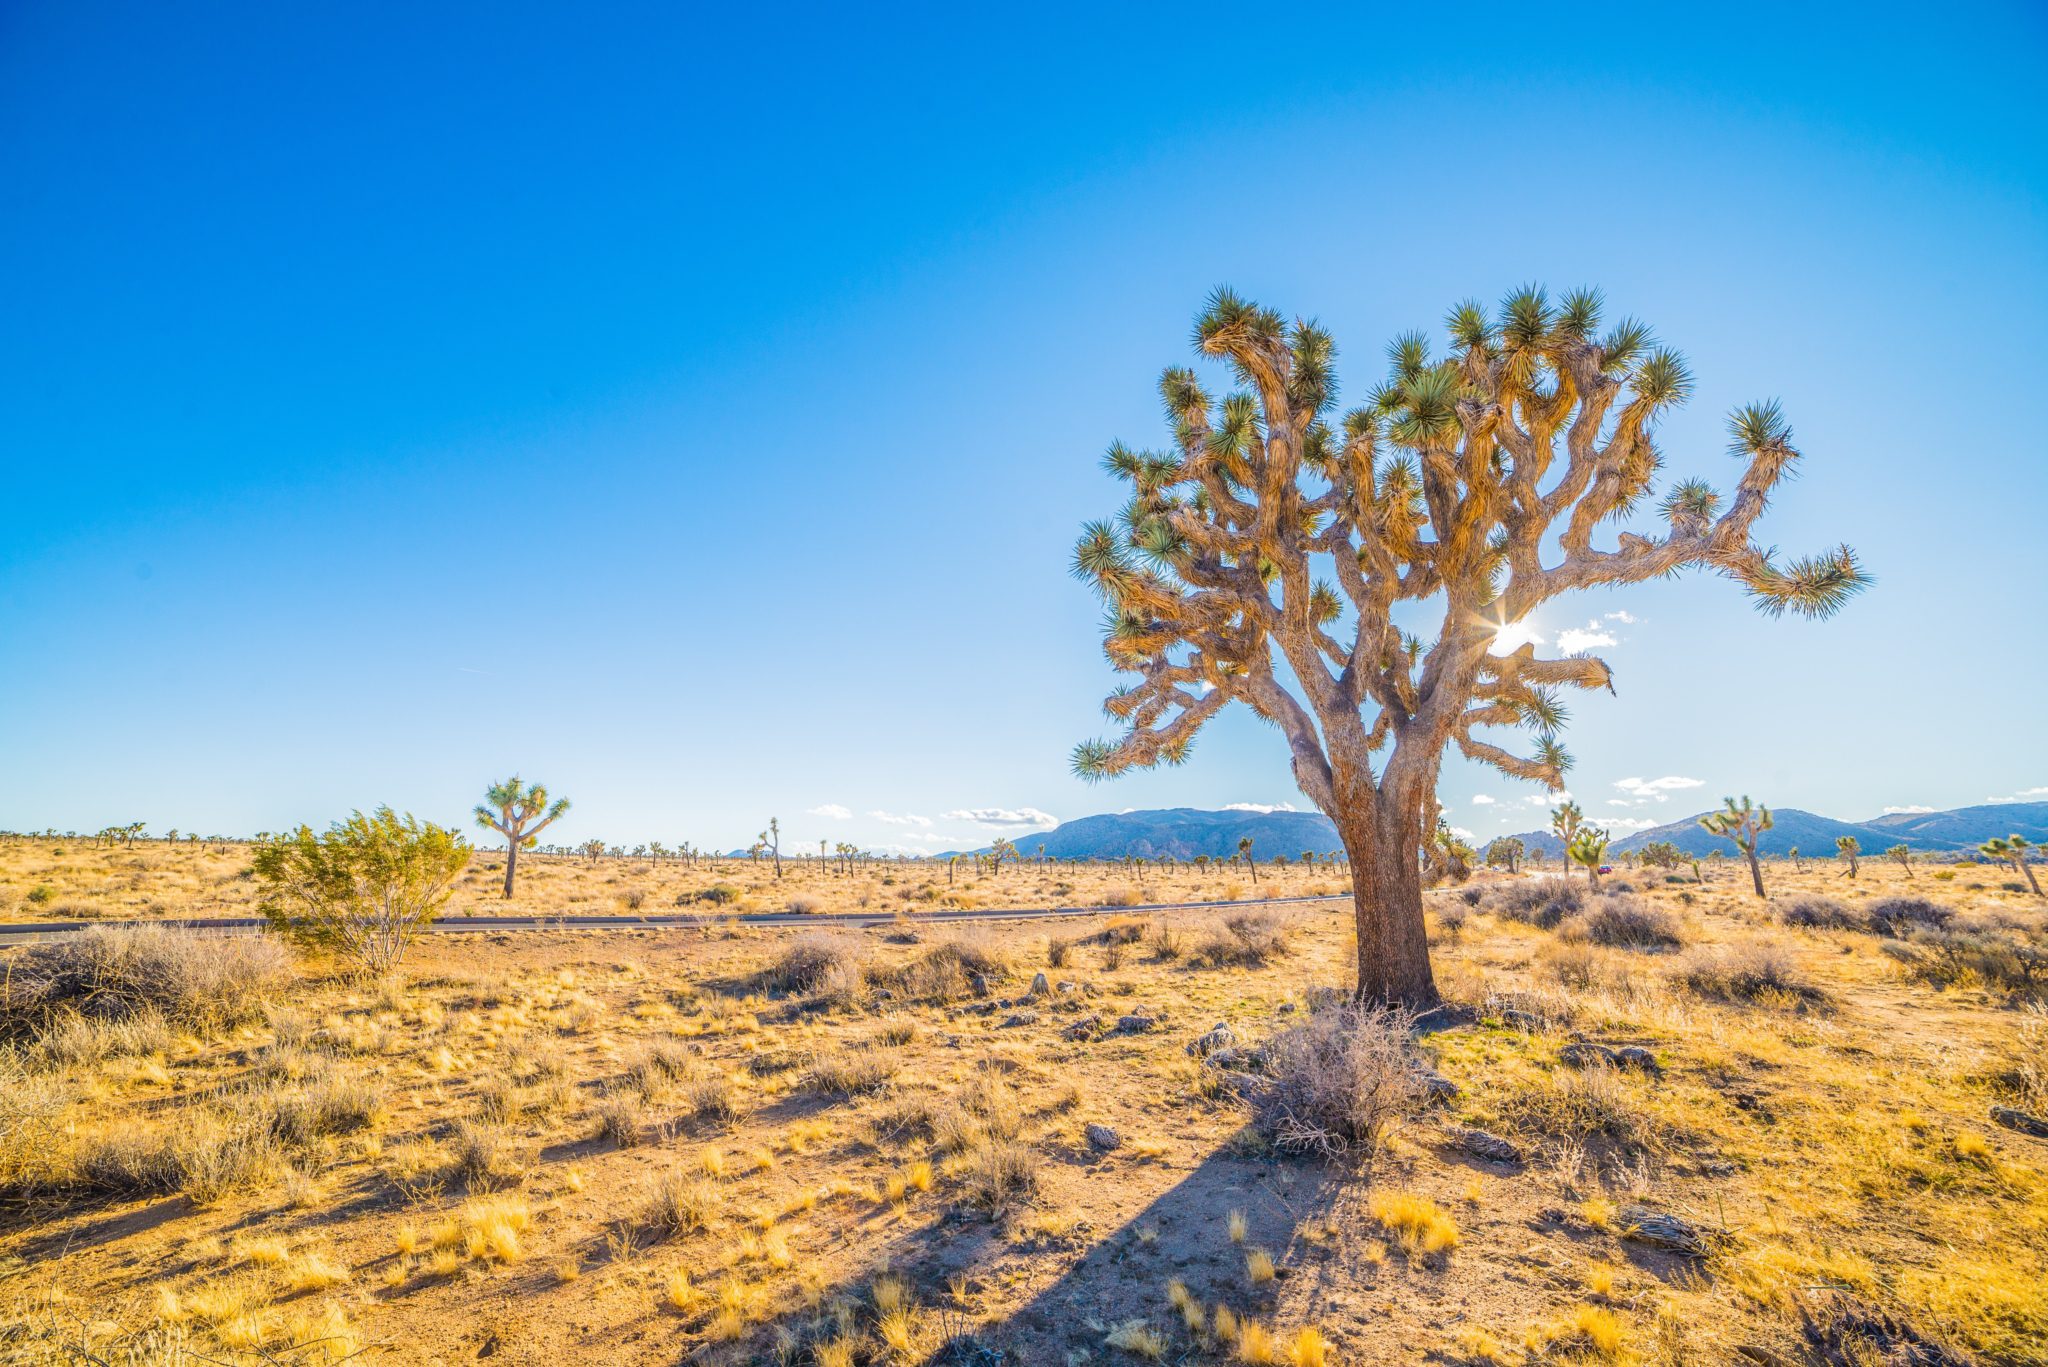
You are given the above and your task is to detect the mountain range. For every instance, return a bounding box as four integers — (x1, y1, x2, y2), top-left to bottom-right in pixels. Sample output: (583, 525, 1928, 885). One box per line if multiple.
(951, 801, 2048, 862)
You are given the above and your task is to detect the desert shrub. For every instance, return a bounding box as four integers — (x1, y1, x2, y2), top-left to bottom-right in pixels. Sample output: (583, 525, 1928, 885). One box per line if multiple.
(0, 1053, 71, 1195)
(1539, 941, 1600, 989)
(689, 884, 743, 905)
(1494, 1063, 1663, 1161)
(1780, 895, 1861, 930)
(1567, 896, 1684, 950)
(31, 1009, 176, 1068)
(802, 1048, 896, 1099)
(447, 1119, 520, 1190)
(253, 808, 470, 978)
(1046, 937, 1073, 968)
(1254, 1003, 1423, 1158)
(640, 1172, 719, 1238)
(1101, 886, 1143, 908)
(626, 1039, 691, 1097)
(759, 934, 864, 997)
(1890, 928, 2048, 999)
(871, 933, 1010, 1002)
(1674, 943, 1829, 1008)
(1985, 1009, 2047, 1113)
(686, 1075, 746, 1128)
(77, 1110, 280, 1203)
(1488, 880, 1584, 929)
(261, 1068, 386, 1146)
(1864, 897, 1954, 935)
(1097, 917, 1148, 945)
(958, 1136, 1039, 1215)
(2, 926, 290, 1040)
(594, 1088, 645, 1146)
(785, 894, 822, 915)
(1192, 911, 1290, 967)
(1151, 919, 1184, 960)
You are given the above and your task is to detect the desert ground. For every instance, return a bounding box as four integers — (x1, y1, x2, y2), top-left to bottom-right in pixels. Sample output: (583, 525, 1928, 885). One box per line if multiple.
(2, 842, 2045, 1366)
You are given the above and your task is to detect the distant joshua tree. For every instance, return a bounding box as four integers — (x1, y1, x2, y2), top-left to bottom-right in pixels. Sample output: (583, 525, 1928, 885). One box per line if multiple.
(1550, 801, 1584, 868)
(1236, 836, 1258, 885)
(1886, 843, 1913, 879)
(1836, 835, 1861, 878)
(1699, 795, 1773, 899)
(1788, 845, 1804, 873)
(474, 777, 570, 899)
(988, 837, 1018, 875)
(580, 838, 606, 865)
(1980, 834, 2042, 896)
(760, 818, 782, 879)
(1568, 827, 1611, 889)
(1485, 836, 1525, 873)
(1068, 288, 1864, 1004)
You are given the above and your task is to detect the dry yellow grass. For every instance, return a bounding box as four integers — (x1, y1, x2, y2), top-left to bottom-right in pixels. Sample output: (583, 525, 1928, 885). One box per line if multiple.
(1, 843, 2043, 1364)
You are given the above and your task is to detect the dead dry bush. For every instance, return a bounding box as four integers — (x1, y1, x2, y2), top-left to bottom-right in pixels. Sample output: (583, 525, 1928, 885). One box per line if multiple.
(1486, 880, 1584, 929)
(1191, 910, 1290, 967)
(1779, 894, 1861, 930)
(1889, 925, 2048, 1000)
(2, 926, 290, 1040)
(1563, 895, 1686, 950)
(1863, 896, 1955, 935)
(759, 933, 866, 1004)
(0, 1053, 71, 1195)
(868, 932, 1010, 1002)
(1674, 942, 1829, 1008)
(1494, 1062, 1665, 1163)
(1253, 1002, 1423, 1158)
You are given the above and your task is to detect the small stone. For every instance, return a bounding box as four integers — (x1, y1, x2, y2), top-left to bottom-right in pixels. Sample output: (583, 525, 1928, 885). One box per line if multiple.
(1500, 1008, 1542, 1031)
(1456, 1128, 1522, 1163)
(1618, 1205, 1711, 1257)
(1559, 1042, 1621, 1069)
(999, 1011, 1038, 1028)
(1115, 1012, 1157, 1035)
(1028, 972, 1050, 997)
(1056, 980, 1079, 993)
(1189, 1023, 1237, 1058)
(1061, 1015, 1102, 1041)
(1418, 1070, 1460, 1102)
(1276, 1001, 1298, 1014)
(1992, 1105, 2048, 1138)
(969, 972, 992, 998)
(1614, 1046, 1662, 1075)
(1085, 1123, 1121, 1151)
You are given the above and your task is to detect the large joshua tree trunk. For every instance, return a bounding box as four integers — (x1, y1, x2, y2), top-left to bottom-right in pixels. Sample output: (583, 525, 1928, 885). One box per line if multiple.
(503, 840, 518, 899)
(1335, 796, 1437, 1009)
(1745, 848, 1765, 899)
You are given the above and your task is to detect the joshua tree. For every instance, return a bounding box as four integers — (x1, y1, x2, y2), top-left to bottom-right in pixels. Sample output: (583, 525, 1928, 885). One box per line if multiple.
(474, 777, 570, 899)
(1886, 843, 1914, 879)
(1568, 827, 1611, 889)
(1550, 801, 1584, 867)
(1485, 836, 1525, 873)
(1236, 836, 1259, 885)
(1836, 835, 1861, 879)
(580, 838, 606, 865)
(757, 818, 782, 879)
(988, 837, 1018, 875)
(1980, 834, 2042, 896)
(1639, 840, 1682, 870)
(1699, 795, 1773, 899)
(1070, 287, 1864, 1004)
(1788, 845, 1804, 873)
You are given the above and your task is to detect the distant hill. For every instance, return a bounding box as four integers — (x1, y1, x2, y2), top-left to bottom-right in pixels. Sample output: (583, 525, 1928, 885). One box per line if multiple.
(1500, 800, 2048, 860)
(955, 807, 1340, 861)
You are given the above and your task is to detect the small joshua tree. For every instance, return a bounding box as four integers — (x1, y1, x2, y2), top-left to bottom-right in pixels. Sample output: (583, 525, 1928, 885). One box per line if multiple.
(760, 818, 782, 879)
(1568, 827, 1611, 889)
(988, 837, 1018, 876)
(1699, 795, 1773, 899)
(1886, 843, 1914, 879)
(254, 808, 471, 978)
(1836, 836, 1861, 879)
(1071, 287, 1864, 1004)
(474, 776, 570, 899)
(1788, 845, 1804, 873)
(1485, 835, 1525, 873)
(1237, 836, 1259, 885)
(1980, 835, 2042, 896)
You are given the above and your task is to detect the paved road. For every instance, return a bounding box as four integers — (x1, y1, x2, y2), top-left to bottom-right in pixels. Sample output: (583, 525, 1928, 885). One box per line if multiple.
(0, 893, 1350, 943)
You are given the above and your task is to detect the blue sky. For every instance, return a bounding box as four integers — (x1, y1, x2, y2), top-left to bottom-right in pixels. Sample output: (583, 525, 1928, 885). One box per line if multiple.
(3, 2, 2044, 854)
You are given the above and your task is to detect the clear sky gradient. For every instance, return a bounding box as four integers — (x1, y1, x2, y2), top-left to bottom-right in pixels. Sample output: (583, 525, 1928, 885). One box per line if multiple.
(4, 2, 2044, 854)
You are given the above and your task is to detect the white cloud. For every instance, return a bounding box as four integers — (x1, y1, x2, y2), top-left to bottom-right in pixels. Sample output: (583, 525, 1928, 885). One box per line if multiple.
(1613, 776, 1704, 804)
(1470, 795, 1496, 806)
(805, 803, 851, 820)
(1882, 805, 1935, 815)
(867, 810, 933, 828)
(1557, 623, 1618, 654)
(1449, 826, 1476, 841)
(1604, 610, 1637, 624)
(1600, 817, 1663, 832)
(941, 807, 1058, 828)
(1987, 787, 2048, 804)
(1522, 790, 1570, 807)
(1223, 801, 1298, 814)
